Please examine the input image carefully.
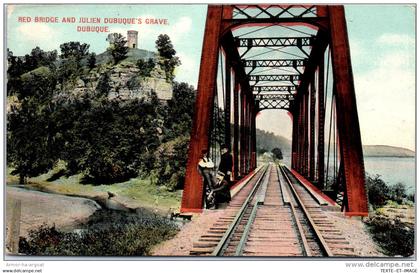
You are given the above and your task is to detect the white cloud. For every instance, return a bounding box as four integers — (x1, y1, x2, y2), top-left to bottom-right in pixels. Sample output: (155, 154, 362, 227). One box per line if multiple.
(108, 16, 193, 52)
(175, 51, 197, 85)
(354, 49, 415, 150)
(256, 110, 293, 139)
(18, 23, 56, 42)
(107, 27, 127, 36)
(377, 49, 414, 69)
(169, 16, 192, 43)
(377, 33, 415, 47)
(349, 39, 367, 60)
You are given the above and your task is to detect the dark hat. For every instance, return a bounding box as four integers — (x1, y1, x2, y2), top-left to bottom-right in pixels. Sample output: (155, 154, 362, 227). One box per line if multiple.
(220, 144, 229, 150)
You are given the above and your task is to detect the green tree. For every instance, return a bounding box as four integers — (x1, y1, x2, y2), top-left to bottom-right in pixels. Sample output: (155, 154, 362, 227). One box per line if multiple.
(389, 182, 407, 204)
(7, 69, 57, 184)
(155, 34, 180, 81)
(59, 42, 89, 64)
(155, 34, 178, 59)
(95, 72, 112, 98)
(366, 174, 390, 209)
(23, 47, 58, 71)
(271, 147, 283, 160)
(57, 42, 90, 84)
(136, 58, 155, 77)
(7, 49, 24, 96)
(154, 135, 189, 190)
(57, 58, 79, 85)
(164, 82, 196, 139)
(8, 47, 57, 82)
(88, 52, 96, 69)
(106, 33, 128, 64)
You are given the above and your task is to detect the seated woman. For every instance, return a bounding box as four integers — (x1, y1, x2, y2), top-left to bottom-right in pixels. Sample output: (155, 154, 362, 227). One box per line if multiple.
(197, 149, 217, 209)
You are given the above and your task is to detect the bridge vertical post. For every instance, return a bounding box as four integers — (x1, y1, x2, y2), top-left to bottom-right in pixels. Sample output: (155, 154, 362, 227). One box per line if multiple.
(233, 81, 239, 180)
(181, 5, 223, 212)
(250, 104, 254, 170)
(298, 98, 304, 173)
(291, 111, 298, 170)
(240, 90, 245, 176)
(243, 99, 248, 174)
(251, 107, 257, 170)
(245, 96, 251, 173)
(309, 79, 316, 181)
(225, 61, 231, 150)
(317, 57, 325, 189)
(246, 100, 251, 172)
(303, 92, 309, 178)
(328, 5, 368, 216)
(316, 4, 328, 190)
(299, 94, 304, 174)
(294, 105, 299, 171)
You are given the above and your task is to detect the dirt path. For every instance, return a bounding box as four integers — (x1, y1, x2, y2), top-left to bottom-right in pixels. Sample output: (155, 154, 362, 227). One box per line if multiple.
(6, 186, 101, 237)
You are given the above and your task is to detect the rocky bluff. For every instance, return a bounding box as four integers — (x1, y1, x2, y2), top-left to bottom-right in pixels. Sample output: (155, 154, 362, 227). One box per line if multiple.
(59, 48, 173, 102)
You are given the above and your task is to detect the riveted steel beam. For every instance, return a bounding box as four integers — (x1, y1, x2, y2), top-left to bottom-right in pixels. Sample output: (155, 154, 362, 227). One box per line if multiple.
(329, 5, 368, 216)
(249, 74, 301, 82)
(182, 5, 223, 213)
(257, 99, 291, 110)
(252, 85, 296, 93)
(243, 58, 307, 68)
(235, 37, 315, 48)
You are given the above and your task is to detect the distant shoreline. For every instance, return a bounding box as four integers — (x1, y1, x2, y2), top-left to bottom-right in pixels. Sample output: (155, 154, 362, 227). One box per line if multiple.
(363, 145, 415, 158)
(364, 155, 415, 158)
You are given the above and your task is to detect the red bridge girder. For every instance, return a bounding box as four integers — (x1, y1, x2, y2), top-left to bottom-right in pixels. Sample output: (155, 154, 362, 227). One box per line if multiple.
(181, 5, 368, 217)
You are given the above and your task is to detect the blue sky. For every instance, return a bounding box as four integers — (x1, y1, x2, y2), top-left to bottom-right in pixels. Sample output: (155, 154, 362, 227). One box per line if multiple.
(6, 4, 415, 150)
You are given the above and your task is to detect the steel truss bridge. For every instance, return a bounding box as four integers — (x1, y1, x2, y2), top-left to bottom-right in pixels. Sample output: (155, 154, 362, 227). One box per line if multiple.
(181, 5, 368, 217)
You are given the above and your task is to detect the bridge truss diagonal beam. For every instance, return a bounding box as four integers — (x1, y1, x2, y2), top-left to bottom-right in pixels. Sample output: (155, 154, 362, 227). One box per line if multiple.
(243, 59, 307, 68)
(235, 36, 315, 48)
(256, 98, 291, 110)
(249, 74, 301, 82)
(252, 85, 296, 94)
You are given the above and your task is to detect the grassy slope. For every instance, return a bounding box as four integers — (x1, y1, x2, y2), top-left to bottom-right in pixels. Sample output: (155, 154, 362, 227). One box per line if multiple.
(95, 48, 155, 65)
(7, 167, 182, 214)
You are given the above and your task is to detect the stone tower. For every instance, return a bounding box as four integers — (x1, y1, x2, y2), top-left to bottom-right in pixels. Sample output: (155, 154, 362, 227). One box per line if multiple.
(127, 30, 138, 49)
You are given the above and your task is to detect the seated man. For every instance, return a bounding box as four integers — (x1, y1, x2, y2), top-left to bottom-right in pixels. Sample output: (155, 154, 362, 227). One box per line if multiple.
(208, 173, 230, 207)
(209, 144, 232, 208)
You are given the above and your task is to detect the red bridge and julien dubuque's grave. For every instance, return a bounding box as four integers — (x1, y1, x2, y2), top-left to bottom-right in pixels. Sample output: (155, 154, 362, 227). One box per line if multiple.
(178, 5, 368, 256)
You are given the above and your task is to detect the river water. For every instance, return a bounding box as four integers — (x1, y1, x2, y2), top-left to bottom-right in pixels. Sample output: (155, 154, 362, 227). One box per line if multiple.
(364, 157, 415, 193)
(281, 156, 415, 193)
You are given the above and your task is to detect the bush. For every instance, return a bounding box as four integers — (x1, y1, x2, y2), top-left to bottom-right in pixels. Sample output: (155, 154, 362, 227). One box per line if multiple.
(137, 58, 155, 77)
(365, 174, 390, 209)
(19, 209, 178, 256)
(364, 214, 414, 257)
(154, 135, 189, 191)
(389, 182, 408, 204)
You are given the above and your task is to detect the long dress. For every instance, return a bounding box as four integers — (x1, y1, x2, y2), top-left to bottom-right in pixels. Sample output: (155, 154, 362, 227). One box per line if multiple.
(198, 157, 216, 209)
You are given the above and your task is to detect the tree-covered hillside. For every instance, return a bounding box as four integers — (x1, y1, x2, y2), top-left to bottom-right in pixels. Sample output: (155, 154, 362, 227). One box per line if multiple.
(256, 128, 291, 156)
(7, 34, 194, 190)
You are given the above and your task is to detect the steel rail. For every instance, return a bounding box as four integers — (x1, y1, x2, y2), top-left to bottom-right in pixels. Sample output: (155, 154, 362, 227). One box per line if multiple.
(276, 165, 311, 256)
(211, 165, 269, 256)
(234, 164, 271, 255)
(282, 167, 327, 206)
(279, 165, 334, 257)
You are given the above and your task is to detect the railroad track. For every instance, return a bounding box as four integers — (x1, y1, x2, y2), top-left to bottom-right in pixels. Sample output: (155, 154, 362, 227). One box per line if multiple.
(190, 163, 355, 257)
